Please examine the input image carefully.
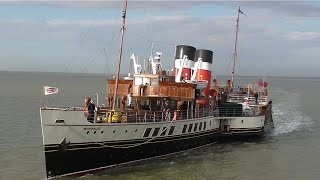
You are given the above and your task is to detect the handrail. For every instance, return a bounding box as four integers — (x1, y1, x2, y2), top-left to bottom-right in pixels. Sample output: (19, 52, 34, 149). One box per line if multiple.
(42, 105, 268, 124)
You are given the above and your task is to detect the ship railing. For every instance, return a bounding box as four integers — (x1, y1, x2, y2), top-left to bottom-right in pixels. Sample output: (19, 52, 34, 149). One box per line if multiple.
(114, 107, 259, 123)
(42, 106, 262, 123)
(228, 94, 269, 105)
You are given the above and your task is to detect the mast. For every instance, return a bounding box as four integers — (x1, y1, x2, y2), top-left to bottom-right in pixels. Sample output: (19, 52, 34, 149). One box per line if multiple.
(231, 5, 240, 88)
(112, 0, 128, 110)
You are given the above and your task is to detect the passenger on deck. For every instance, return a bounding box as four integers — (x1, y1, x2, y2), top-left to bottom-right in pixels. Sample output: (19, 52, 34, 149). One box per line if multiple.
(84, 97, 91, 118)
(84, 97, 95, 123)
(254, 92, 259, 104)
(87, 99, 96, 123)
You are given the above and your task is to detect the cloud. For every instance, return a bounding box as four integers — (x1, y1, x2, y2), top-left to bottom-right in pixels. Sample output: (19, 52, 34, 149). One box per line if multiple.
(0, 1, 319, 76)
(4, 1, 320, 18)
(46, 15, 191, 27)
(0, 18, 35, 25)
(285, 31, 320, 41)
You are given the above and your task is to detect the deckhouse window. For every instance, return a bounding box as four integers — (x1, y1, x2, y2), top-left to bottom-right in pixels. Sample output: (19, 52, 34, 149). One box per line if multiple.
(194, 123, 198, 132)
(150, 78, 159, 86)
(182, 125, 187, 133)
(143, 128, 152, 137)
(152, 128, 160, 137)
(168, 126, 175, 135)
(160, 127, 167, 136)
(188, 124, 193, 132)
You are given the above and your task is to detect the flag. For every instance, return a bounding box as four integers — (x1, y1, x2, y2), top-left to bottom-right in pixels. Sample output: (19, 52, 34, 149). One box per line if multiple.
(239, 9, 247, 17)
(258, 80, 268, 87)
(44, 86, 59, 95)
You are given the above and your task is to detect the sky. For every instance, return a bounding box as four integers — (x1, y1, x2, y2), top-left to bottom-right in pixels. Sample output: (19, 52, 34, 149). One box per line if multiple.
(0, 1, 320, 77)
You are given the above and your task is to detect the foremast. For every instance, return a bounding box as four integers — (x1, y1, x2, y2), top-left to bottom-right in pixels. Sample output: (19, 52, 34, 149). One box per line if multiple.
(231, 6, 241, 88)
(113, 0, 128, 110)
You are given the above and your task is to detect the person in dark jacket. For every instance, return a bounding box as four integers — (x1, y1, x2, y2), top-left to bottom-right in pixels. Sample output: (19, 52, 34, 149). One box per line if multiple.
(254, 92, 259, 104)
(87, 99, 96, 123)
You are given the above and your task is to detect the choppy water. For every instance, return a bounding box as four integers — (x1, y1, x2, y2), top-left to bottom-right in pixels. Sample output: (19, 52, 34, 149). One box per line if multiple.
(1, 71, 320, 180)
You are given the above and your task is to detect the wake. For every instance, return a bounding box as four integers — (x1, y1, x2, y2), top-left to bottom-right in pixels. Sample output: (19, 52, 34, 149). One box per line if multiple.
(272, 90, 312, 136)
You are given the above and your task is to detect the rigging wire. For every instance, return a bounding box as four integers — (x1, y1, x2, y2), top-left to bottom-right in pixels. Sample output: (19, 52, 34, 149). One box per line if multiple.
(45, 7, 103, 106)
(63, 7, 104, 73)
(46, 31, 121, 107)
(103, 48, 110, 76)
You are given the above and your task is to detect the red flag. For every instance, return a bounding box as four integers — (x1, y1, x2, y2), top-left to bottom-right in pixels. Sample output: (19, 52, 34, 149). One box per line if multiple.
(258, 80, 268, 87)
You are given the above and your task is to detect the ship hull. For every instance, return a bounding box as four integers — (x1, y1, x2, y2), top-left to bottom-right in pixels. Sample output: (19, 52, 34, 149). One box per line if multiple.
(40, 105, 272, 179)
(45, 129, 218, 178)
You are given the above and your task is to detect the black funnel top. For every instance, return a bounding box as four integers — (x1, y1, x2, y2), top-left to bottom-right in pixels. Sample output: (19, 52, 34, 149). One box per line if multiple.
(175, 45, 196, 61)
(195, 49, 213, 63)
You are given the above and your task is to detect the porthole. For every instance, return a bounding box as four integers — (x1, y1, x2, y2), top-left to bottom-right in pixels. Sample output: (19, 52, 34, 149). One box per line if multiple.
(241, 120, 243, 123)
(101, 131, 104, 134)
(87, 131, 89, 134)
(135, 129, 138, 132)
(94, 131, 96, 134)
(210, 121, 212, 126)
(125, 130, 128, 133)
(113, 130, 116, 133)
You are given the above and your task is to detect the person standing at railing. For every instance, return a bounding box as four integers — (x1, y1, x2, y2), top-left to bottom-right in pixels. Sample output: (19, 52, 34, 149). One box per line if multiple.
(88, 99, 96, 123)
(254, 92, 259, 104)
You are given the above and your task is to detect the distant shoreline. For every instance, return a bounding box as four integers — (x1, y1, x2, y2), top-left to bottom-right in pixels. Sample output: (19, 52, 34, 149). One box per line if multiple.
(0, 70, 319, 79)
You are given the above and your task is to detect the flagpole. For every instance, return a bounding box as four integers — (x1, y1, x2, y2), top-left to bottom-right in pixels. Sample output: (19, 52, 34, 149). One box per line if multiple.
(231, 5, 240, 88)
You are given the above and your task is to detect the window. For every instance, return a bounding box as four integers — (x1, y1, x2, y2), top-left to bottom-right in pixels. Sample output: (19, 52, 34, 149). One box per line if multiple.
(199, 122, 203, 131)
(168, 126, 175, 135)
(143, 128, 152, 137)
(160, 127, 167, 136)
(150, 78, 159, 86)
(194, 123, 198, 132)
(203, 122, 207, 130)
(152, 128, 160, 137)
(188, 124, 193, 132)
(182, 125, 187, 133)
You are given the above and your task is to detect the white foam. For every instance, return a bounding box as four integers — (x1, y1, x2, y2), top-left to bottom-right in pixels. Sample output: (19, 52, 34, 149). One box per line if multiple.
(272, 91, 312, 136)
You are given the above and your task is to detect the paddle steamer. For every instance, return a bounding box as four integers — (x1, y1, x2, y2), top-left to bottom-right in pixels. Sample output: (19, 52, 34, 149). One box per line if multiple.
(40, 1, 273, 178)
